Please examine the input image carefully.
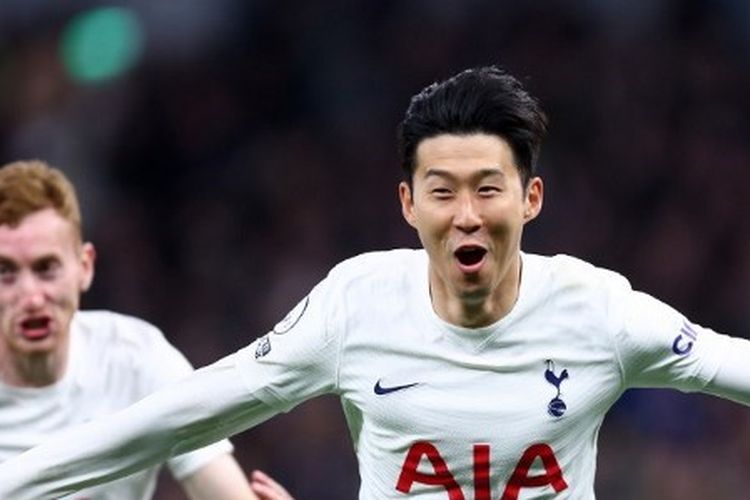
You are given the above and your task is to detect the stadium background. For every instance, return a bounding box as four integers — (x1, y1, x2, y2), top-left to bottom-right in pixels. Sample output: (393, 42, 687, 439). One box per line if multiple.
(2, 1, 750, 498)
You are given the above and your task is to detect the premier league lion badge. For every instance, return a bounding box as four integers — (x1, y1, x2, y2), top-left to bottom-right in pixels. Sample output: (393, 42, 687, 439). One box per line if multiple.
(272, 295, 310, 334)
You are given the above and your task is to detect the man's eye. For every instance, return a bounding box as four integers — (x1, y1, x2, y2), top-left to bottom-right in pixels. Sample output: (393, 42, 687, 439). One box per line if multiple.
(0, 265, 17, 283)
(35, 260, 61, 278)
(478, 186, 501, 196)
(431, 188, 453, 198)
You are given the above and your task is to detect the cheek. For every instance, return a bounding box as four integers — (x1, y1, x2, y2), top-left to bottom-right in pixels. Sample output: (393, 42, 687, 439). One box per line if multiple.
(0, 289, 18, 312)
(414, 203, 452, 231)
(492, 200, 527, 226)
(0, 301, 18, 339)
(414, 218, 450, 249)
(60, 285, 81, 308)
(410, 215, 445, 250)
(47, 279, 82, 309)
(0, 303, 11, 324)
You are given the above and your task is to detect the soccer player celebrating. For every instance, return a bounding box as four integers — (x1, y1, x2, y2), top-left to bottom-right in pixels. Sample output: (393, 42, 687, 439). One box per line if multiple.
(1, 66, 749, 499)
(0, 161, 291, 500)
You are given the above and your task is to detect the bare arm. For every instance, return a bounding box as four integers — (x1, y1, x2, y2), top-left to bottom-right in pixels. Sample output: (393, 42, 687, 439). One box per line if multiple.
(250, 469, 295, 500)
(180, 455, 295, 500)
(181, 453, 258, 500)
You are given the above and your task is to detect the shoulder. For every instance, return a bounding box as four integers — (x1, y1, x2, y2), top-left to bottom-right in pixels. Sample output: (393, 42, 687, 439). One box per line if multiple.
(321, 249, 425, 297)
(522, 253, 634, 319)
(329, 248, 425, 282)
(292, 249, 425, 322)
(72, 310, 169, 351)
(526, 253, 630, 291)
(522, 254, 637, 354)
(72, 311, 191, 384)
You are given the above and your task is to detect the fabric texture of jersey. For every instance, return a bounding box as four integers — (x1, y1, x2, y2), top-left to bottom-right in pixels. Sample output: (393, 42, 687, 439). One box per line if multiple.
(234, 249, 731, 499)
(0, 310, 232, 500)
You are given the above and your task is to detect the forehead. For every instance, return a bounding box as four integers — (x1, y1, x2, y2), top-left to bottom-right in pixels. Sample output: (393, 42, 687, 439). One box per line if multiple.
(414, 133, 518, 178)
(0, 208, 79, 259)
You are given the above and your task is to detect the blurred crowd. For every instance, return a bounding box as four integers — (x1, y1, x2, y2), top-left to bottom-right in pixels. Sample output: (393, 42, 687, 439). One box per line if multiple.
(3, 0, 750, 498)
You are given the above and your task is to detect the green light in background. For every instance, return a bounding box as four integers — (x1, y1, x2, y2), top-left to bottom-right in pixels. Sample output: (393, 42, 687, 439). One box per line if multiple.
(60, 7, 144, 83)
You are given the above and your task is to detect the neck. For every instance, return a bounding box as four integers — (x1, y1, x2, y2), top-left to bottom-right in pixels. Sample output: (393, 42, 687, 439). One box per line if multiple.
(0, 349, 67, 388)
(430, 253, 522, 329)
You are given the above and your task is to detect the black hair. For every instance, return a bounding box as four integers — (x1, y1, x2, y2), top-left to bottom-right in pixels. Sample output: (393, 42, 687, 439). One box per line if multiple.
(397, 66, 548, 187)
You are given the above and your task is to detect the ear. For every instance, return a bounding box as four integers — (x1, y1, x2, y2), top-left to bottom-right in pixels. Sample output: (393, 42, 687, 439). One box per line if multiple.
(79, 242, 96, 292)
(522, 177, 543, 223)
(398, 181, 418, 229)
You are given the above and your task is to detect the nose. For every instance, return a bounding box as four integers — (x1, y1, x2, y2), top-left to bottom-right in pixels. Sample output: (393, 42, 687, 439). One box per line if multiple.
(17, 273, 45, 310)
(453, 192, 482, 233)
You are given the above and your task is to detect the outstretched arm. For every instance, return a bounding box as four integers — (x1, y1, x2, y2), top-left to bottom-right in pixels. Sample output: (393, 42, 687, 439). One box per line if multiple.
(0, 355, 278, 500)
(702, 334, 750, 406)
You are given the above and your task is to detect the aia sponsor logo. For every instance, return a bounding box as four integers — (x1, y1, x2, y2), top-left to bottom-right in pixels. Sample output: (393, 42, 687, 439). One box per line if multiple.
(396, 441, 568, 499)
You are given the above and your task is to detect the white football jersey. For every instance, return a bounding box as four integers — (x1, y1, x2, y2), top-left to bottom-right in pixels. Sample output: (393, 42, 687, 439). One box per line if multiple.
(236, 249, 732, 499)
(0, 250, 743, 500)
(0, 310, 232, 500)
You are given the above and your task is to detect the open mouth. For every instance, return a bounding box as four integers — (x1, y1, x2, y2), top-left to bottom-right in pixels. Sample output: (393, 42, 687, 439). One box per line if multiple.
(454, 246, 487, 268)
(20, 317, 52, 340)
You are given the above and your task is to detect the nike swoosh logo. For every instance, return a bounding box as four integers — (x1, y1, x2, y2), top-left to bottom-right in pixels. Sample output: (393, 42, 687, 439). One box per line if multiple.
(374, 379, 420, 395)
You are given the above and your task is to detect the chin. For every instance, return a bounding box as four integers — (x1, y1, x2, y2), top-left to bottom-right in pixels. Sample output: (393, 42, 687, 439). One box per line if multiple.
(456, 284, 492, 303)
(15, 338, 58, 355)
(454, 272, 490, 290)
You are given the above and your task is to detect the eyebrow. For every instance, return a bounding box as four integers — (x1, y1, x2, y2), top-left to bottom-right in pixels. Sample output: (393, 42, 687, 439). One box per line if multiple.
(423, 167, 506, 181)
(0, 257, 18, 269)
(0, 254, 61, 267)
